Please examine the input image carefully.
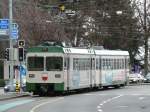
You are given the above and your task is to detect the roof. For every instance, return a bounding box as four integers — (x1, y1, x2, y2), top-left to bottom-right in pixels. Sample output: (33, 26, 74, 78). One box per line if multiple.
(95, 50, 129, 56)
(27, 46, 129, 56)
(63, 48, 95, 54)
(27, 46, 64, 53)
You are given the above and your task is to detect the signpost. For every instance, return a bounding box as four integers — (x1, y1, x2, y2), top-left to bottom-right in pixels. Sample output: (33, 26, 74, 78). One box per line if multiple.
(0, 19, 19, 39)
(0, 19, 9, 29)
(0, 19, 9, 35)
(11, 23, 19, 39)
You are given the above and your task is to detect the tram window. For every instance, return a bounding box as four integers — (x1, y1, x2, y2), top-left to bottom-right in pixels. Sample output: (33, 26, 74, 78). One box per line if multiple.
(120, 59, 122, 69)
(28, 57, 44, 71)
(99, 59, 101, 69)
(110, 59, 113, 69)
(96, 58, 99, 70)
(117, 59, 120, 69)
(64, 58, 69, 70)
(46, 57, 63, 71)
(122, 59, 124, 69)
(114, 59, 116, 69)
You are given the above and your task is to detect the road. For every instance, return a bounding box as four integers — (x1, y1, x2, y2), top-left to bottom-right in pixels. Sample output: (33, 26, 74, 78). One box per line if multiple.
(0, 87, 4, 95)
(0, 84, 150, 112)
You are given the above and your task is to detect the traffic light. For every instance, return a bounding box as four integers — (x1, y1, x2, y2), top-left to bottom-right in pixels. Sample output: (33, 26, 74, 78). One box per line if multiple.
(5, 48, 9, 61)
(59, 4, 65, 11)
(18, 47, 24, 61)
(18, 40, 25, 47)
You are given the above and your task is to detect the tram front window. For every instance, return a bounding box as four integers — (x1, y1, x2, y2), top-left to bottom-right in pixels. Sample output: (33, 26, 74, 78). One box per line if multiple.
(28, 57, 44, 71)
(46, 57, 63, 71)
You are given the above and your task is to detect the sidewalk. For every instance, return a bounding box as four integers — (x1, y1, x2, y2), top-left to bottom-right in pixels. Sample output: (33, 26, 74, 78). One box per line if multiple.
(0, 90, 30, 101)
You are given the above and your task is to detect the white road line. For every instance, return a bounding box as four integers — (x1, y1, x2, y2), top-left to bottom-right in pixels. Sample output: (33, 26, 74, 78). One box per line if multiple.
(30, 97, 64, 112)
(97, 95, 123, 112)
(117, 106, 128, 108)
(98, 109, 103, 112)
(139, 97, 145, 100)
(97, 106, 101, 108)
(83, 93, 93, 95)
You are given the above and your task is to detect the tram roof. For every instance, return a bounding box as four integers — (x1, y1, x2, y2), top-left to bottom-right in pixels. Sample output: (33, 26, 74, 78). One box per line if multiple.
(27, 46, 129, 56)
(63, 48, 95, 54)
(95, 50, 129, 56)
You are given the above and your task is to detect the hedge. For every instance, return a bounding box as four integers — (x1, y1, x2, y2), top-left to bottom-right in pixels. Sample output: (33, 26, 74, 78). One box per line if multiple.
(0, 79, 5, 87)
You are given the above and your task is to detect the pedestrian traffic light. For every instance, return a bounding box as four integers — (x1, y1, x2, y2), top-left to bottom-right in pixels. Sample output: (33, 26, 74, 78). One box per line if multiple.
(5, 48, 9, 61)
(18, 40, 25, 47)
(18, 47, 24, 61)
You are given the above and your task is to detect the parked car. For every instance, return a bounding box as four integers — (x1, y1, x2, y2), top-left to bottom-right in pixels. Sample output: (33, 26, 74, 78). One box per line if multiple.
(137, 74, 146, 83)
(145, 73, 150, 83)
(129, 73, 139, 83)
(4, 80, 26, 93)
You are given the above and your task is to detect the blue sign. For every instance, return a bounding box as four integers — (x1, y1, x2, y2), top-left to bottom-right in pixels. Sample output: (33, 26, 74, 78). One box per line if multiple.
(11, 23, 19, 39)
(0, 19, 9, 30)
(19, 65, 26, 76)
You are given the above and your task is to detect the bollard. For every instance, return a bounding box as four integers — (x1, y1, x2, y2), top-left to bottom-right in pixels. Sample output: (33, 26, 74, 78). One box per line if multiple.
(16, 81, 20, 93)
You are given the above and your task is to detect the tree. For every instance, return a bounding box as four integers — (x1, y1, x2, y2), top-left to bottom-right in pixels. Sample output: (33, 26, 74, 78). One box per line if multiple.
(132, 0, 150, 75)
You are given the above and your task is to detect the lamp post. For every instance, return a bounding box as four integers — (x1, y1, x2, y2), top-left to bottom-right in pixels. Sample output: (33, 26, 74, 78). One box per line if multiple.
(9, 0, 14, 91)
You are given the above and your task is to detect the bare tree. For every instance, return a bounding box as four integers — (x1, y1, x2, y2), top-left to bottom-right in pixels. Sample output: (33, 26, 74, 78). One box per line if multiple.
(132, 0, 150, 75)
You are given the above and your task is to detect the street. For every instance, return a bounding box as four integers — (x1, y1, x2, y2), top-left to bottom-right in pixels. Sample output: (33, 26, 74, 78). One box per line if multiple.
(0, 84, 150, 112)
(0, 87, 4, 95)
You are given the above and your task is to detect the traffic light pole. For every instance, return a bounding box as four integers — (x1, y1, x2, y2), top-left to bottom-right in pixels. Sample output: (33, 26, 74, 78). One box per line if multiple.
(9, 0, 14, 91)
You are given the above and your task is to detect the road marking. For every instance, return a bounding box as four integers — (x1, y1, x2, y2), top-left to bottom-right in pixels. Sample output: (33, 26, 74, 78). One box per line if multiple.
(83, 93, 93, 95)
(97, 95, 123, 112)
(98, 109, 103, 112)
(30, 97, 64, 112)
(97, 106, 101, 108)
(117, 105, 128, 108)
(139, 97, 145, 100)
(0, 99, 34, 112)
(131, 94, 141, 96)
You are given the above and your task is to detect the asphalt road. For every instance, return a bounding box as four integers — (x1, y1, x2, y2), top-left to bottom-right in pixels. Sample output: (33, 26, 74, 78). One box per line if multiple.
(0, 87, 4, 95)
(1, 85, 150, 112)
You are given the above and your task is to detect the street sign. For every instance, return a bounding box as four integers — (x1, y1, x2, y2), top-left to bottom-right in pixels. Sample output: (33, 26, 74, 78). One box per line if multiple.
(11, 23, 19, 39)
(0, 19, 9, 30)
(0, 19, 9, 35)
(19, 65, 26, 76)
(0, 29, 8, 35)
(0, 19, 19, 38)
(11, 29, 18, 39)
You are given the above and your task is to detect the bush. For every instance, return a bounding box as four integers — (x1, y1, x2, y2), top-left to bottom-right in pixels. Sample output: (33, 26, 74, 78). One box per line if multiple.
(0, 79, 5, 87)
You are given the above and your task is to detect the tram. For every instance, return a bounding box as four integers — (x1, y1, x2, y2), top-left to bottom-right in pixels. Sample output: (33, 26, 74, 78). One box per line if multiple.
(26, 44, 129, 95)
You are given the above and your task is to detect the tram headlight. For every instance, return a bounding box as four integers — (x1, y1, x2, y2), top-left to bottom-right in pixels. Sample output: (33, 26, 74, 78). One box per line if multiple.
(29, 74, 35, 78)
(55, 74, 61, 78)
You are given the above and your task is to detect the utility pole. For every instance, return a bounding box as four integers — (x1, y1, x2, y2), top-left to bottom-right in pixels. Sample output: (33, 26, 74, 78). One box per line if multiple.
(144, 0, 148, 76)
(9, 0, 14, 90)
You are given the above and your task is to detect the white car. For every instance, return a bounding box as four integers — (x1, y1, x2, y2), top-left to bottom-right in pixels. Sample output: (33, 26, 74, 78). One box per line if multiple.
(137, 74, 146, 83)
(129, 74, 139, 83)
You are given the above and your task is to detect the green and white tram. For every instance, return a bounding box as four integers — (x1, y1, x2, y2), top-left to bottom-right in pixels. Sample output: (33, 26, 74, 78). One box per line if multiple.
(26, 45, 129, 95)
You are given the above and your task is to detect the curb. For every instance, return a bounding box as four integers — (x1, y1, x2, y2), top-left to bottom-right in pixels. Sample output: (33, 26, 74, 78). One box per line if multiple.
(0, 92, 30, 101)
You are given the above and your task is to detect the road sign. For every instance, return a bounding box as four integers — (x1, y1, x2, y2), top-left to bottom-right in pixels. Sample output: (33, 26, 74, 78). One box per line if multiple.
(11, 29, 18, 39)
(19, 65, 26, 76)
(0, 29, 8, 35)
(0, 19, 19, 38)
(0, 19, 9, 30)
(12, 23, 18, 29)
(11, 23, 19, 39)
